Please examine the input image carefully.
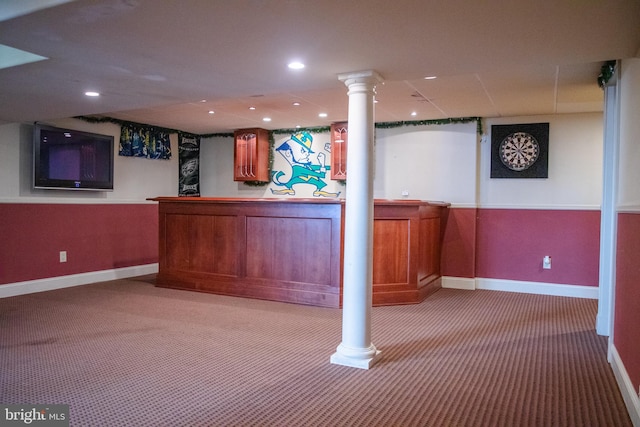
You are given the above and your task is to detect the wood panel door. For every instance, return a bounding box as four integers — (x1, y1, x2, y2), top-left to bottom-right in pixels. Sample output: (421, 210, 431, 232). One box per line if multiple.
(164, 213, 239, 276)
(372, 218, 410, 285)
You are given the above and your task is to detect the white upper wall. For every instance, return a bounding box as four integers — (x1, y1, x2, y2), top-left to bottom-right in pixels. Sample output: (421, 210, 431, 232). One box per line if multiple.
(200, 132, 346, 199)
(0, 118, 178, 203)
(200, 122, 479, 206)
(200, 115, 603, 210)
(0, 123, 21, 197)
(618, 58, 640, 210)
(480, 113, 603, 209)
(0, 113, 604, 208)
(372, 123, 478, 206)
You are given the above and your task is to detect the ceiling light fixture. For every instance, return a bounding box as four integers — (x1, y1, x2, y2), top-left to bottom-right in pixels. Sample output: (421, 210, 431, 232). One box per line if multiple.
(208, 110, 215, 114)
(249, 106, 256, 110)
(424, 76, 437, 80)
(85, 91, 100, 97)
(411, 111, 417, 116)
(292, 102, 301, 106)
(318, 113, 328, 118)
(263, 117, 272, 122)
(288, 61, 305, 70)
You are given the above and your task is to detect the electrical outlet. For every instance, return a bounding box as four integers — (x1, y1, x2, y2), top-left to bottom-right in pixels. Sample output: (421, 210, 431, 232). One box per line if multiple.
(543, 255, 551, 269)
(59, 251, 67, 263)
(401, 190, 409, 198)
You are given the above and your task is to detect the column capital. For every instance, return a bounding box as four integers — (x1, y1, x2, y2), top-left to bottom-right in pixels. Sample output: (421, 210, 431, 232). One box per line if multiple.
(338, 70, 384, 88)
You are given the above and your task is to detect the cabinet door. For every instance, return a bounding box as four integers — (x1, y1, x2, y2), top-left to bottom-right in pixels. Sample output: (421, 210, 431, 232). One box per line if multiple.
(234, 128, 269, 182)
(330, 122, 347, 180)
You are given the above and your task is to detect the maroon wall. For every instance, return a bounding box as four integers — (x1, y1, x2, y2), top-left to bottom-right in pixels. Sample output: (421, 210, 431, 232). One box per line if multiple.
(0, 203, 158, 284)
(614, 212, 640, 393)
(475, 209, 600, 286)
(3, 204, 600, 291)
(441, 208, 477, 278)
(441, 208, 601, 287)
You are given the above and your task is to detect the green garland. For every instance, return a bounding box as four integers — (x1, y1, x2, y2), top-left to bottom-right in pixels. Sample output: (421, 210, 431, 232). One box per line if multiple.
(272, 126, 331, 135)
(597, 60, 616, 89)
(75, 115, 186, 135)
(200, 132, 234, 138)
(77, 115, 483, 138)
(375, 117, 483, 135)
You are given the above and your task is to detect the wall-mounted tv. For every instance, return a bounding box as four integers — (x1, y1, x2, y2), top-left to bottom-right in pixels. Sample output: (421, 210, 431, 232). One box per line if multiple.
(33, 124, 114, 191)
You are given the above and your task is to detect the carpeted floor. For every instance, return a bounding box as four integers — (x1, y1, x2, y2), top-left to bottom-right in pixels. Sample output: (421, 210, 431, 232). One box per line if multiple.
(0, 275, 632, 426)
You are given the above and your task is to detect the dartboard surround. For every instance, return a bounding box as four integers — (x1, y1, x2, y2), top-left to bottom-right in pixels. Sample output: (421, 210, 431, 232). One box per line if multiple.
(490, 123, 549, 179)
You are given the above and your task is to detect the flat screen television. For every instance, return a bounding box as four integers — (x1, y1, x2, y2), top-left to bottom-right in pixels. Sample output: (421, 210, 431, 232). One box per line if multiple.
(33, 124, 114, 191)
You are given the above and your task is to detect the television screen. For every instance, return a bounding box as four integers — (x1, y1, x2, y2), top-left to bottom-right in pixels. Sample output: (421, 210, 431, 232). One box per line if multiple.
(33, 124, 114, 191)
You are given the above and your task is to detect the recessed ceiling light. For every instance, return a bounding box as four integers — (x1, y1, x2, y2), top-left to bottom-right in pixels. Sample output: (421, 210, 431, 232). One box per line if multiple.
(249, 106, 256, 110)
(318, 113, 328, 118)
(424, 76, 437, 80)
(411, 111, 417, 116)
(208, 110, 215, 114)
(288, 61, 305, 70)
(263, 117, 272, 122)
(85, 91, 100, 97)
(292, 102, 300, 106)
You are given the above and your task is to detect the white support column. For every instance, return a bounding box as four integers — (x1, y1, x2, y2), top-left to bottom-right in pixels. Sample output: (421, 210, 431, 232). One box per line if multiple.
(330, 70, 383, 369)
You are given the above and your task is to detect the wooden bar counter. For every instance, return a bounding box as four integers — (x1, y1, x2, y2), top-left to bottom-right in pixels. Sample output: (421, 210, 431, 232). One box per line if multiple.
(150, 197, 449, 308)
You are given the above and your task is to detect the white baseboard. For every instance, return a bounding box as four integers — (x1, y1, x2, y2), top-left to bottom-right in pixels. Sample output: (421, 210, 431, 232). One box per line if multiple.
(442, 276, 599, 299)
(442, 276, 476, 290)
(0, 264, 159, 298)
(609, 344, 640, 426)
(475, 277, 599, 299)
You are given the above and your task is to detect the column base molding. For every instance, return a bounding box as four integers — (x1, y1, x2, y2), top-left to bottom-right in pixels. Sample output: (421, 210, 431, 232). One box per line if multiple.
(330, 343, 382, 370)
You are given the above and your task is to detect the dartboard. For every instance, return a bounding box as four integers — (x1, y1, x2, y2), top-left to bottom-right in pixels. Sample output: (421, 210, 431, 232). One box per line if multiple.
(499, 132, 539, 171)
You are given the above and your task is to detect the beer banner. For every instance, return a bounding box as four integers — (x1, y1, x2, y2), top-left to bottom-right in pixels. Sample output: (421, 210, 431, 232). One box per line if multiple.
(178, 134, 200, 196)
(119, 124, 171, 159)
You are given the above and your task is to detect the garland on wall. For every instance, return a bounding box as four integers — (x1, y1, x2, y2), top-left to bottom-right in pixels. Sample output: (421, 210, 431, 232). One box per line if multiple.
(76, 115, 184, 135)
(376, 117, 483, 135)
(77, 115, 483, 139)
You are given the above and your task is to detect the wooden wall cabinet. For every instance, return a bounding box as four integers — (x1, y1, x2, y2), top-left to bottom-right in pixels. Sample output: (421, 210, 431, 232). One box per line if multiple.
(330, 122, 348, 180)
(233, 128, 269, 182)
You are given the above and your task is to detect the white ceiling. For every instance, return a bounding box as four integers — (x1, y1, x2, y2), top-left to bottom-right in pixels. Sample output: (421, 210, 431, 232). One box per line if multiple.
(1, 0, 639, 135)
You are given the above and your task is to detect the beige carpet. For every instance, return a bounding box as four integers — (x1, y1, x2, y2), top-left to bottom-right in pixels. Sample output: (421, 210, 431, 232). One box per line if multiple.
(0, 275, 631, 426)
